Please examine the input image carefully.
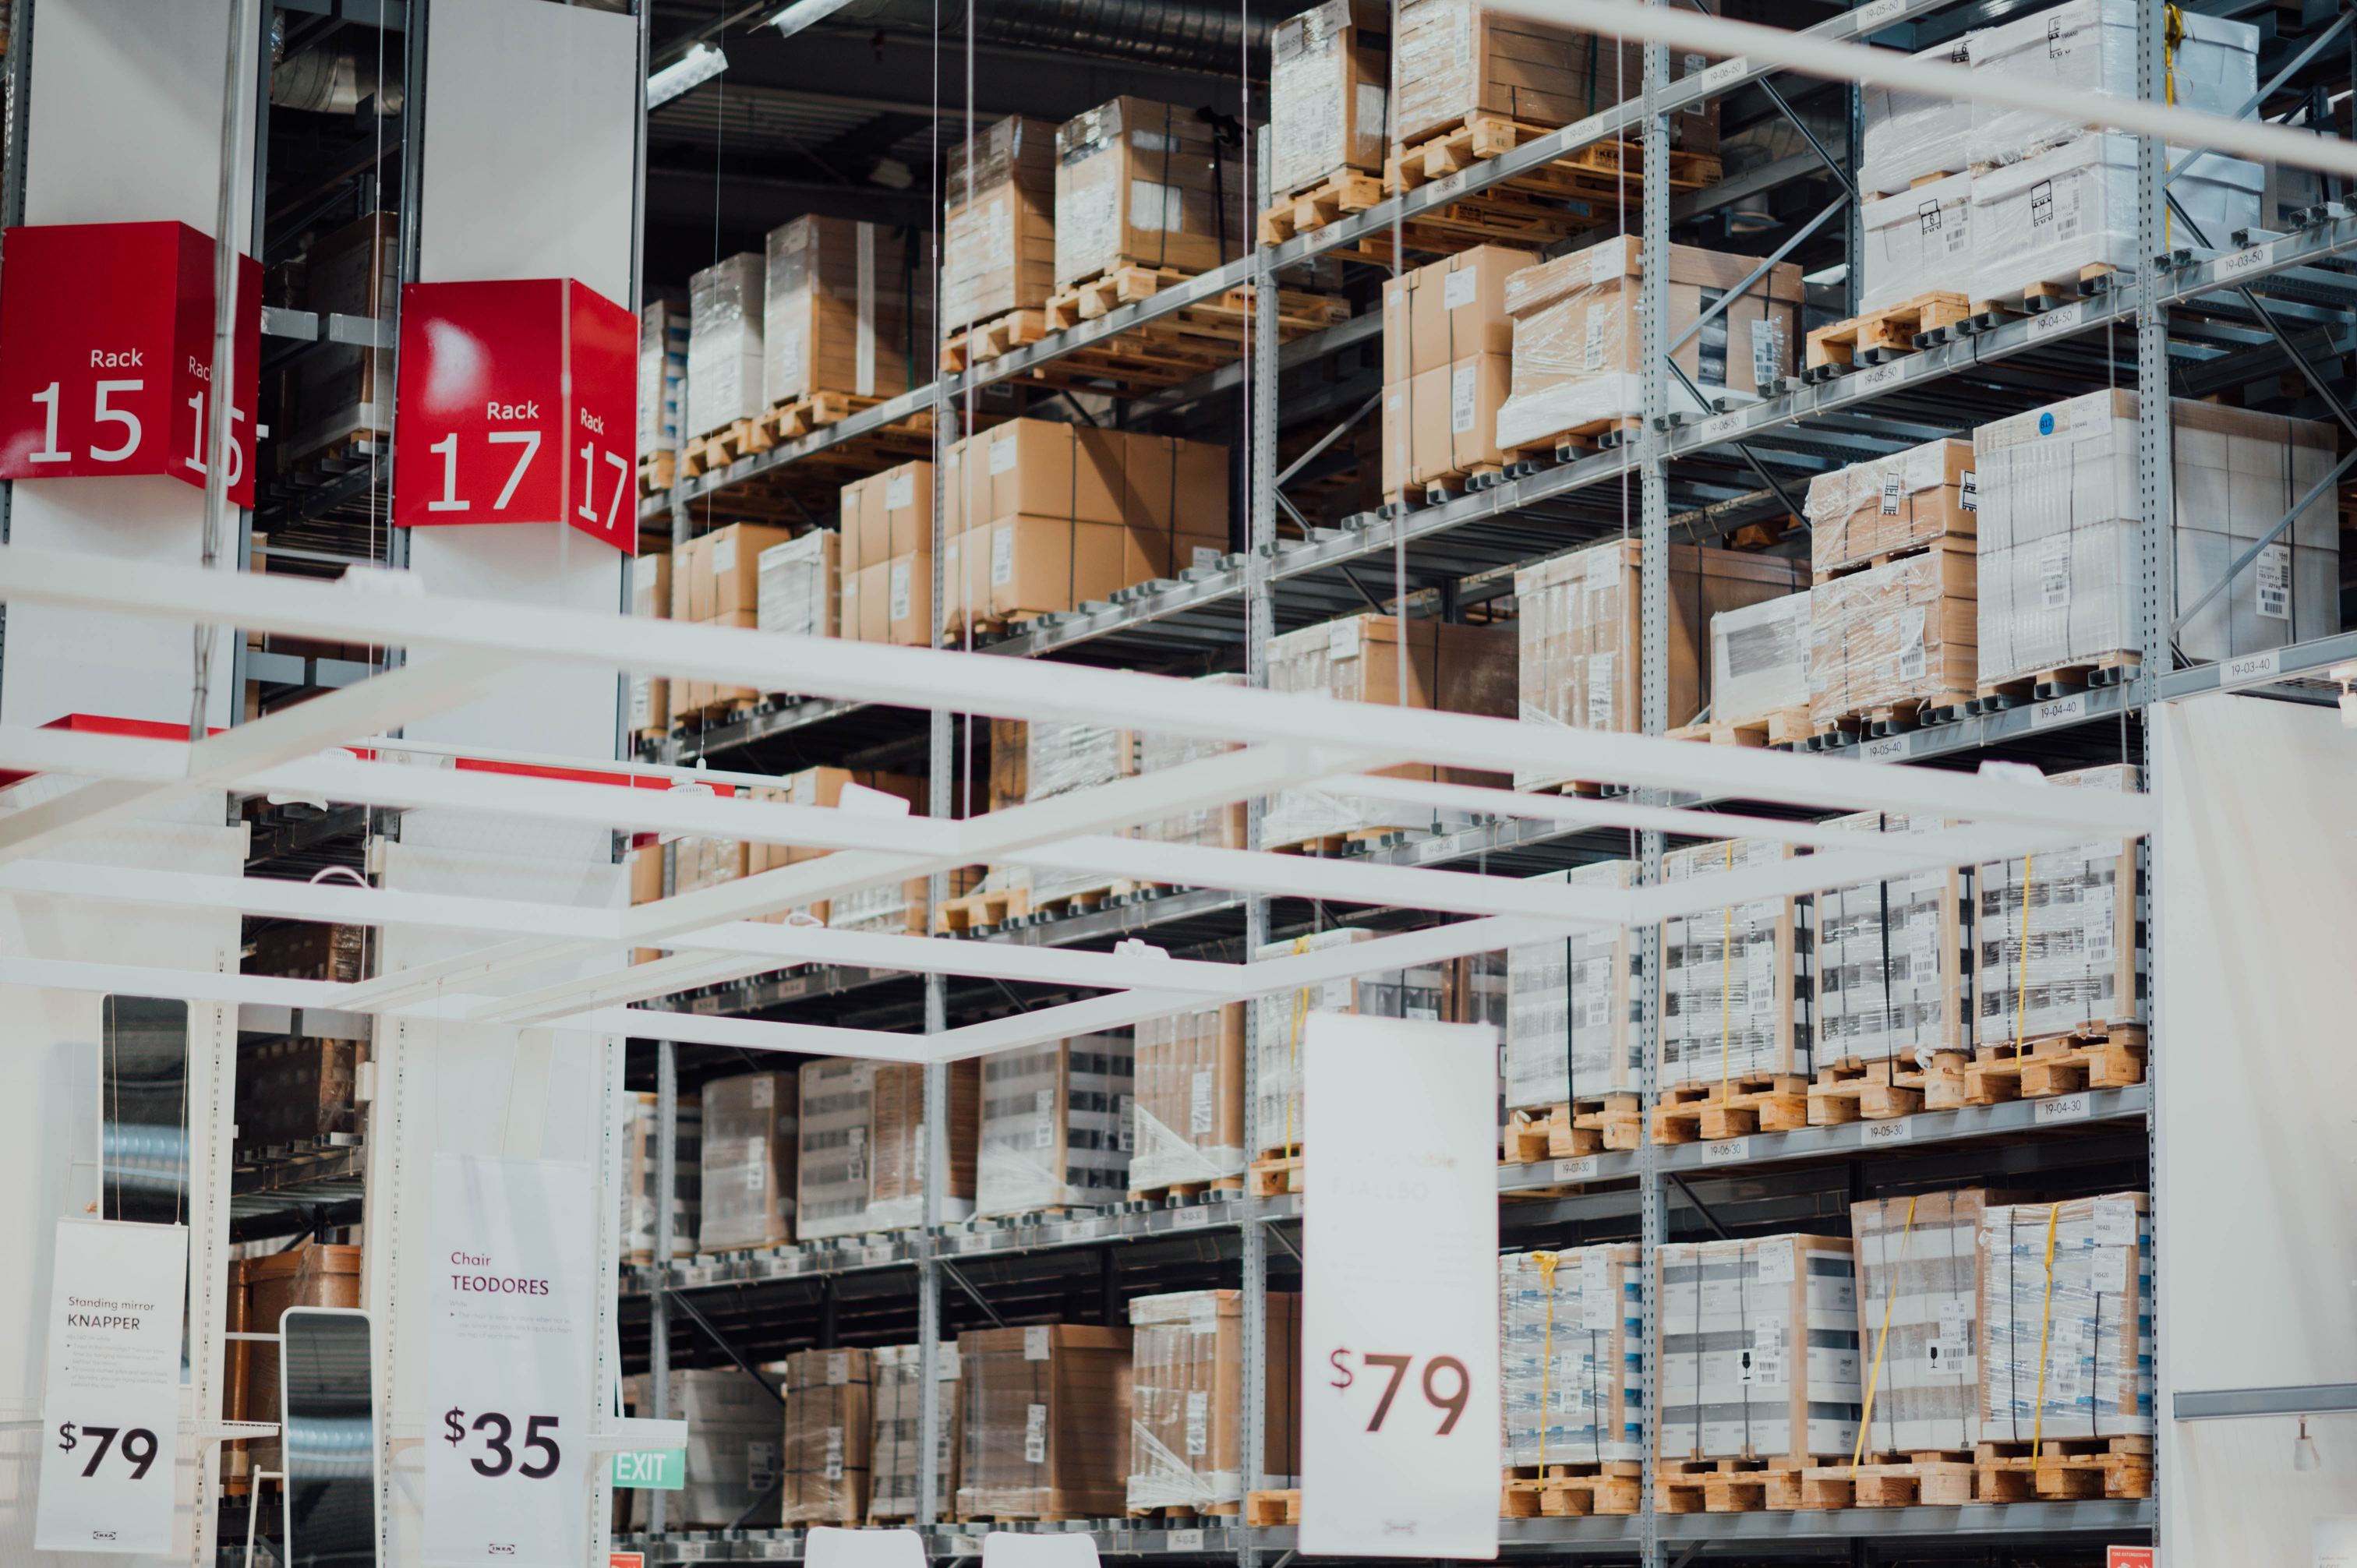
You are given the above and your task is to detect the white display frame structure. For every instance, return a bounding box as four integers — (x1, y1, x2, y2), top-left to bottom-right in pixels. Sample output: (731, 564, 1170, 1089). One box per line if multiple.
(0, 543, 2150, 1061)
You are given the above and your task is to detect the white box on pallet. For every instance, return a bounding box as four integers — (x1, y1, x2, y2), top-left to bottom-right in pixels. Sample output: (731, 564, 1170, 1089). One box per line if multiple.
(1858, 171, 1970, 313)
(1858, 35, 1976, 197)
(1978, 1193, 2153, 1443)
(1970, 0, 2255, 166)
(1504, 861, 1638, 1111)
(1969, 136, 2260, 303)
(975, 1034, 1136, 1217)
(625, 1368, 783, 1529)
(1851, 1189, 2005, 1453)
(1709, 593, 1811, 729)
(1659, 841, 1813, 1089)
(1501, 1246, 1643, 1467)
(687, 253, 767, 440)
(796, 1058, 875, 1241)
(1658, 1234, 1861, 1464)
(1815, 814, 1970, 1067)
(1974, 763, 2143, 1049)
(638, 300, 688, 457)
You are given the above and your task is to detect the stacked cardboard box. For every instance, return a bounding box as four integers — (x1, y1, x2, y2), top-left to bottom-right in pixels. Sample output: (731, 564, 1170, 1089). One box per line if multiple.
(1978, 1193, 2152, 1443)
(1260, 613, 1516, 846)
(797, 1059, 876, 1241)
(1973, 763, 2143, 1048)
(687, 253, 766, 440)
(739, 765, 926, 927)
(281, 213, 397, 464)
(1267, 0, 1388, 198)
(1126, 1291, 1301, 1513)
(638, 299, 689, 467)
(672, 828, 750, 899)
(793, 1057, 979, 1235)
(870, 1343, 961, 1522)
(1380, 245, 1532, 494)
(1807, 543, 1977, 729)
(839, 460, 935, 647)
(1709, 595, 1811, 731)
(234, 1033, 366, 1149)
(625, 1369, 783, 1529)
(240, 1242, 363, 1471)
(700, 1069, 798, 1252)
(623, 1090, 702, 1263)
(757, 531, 838, 642)
(1970, 0, 2253, 167)
(763, 215, 924, 408)
(1972, 136, 2259, 302)
(955, 1324, 1133, 1520)
(671, 523, 799, 712)
(939, 420, 1227, 630)
(1054, 97, 1239, 288)
(1129, 1004, 1247, 1195)
(627, 551, 671, 739)
(976, 1035, 1136, 1218)
(1391, 0, 1719, 151)
(1657, 1235, 1861, 1465)
(1815, 814, 1970, 1067)
(781, 1347, 875, 1524)
(1017, 718, 1132, 906)
(1807, 439, 1974, 576)
(1859, 172, 1972, 313)
(1659, 840, 1812, 1089)
(1500, 1246, 1643, 1467)
(1129, 674, 1249, 857)
(1975, 393, 2337, 681)
(246, 922, 369, 982)
(1504, 861, 1638, 1111)
(1252, 927, 1374, 1157)
(1850, 1189, 2008, 1456)
(869, 1061, 983, 1229)
(943, 116, 1058, 330)
(1496, 235, 1802, 453)
(1512, 540, 1808, 779)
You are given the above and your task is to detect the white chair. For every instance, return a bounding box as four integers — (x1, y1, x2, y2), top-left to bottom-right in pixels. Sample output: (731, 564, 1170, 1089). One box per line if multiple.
(806, 1526, 929, 1568)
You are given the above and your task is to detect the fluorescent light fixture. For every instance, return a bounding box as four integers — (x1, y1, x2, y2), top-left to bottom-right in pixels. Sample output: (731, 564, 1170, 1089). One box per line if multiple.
(648, 42, 726, 110)
(769, 0, 862, 41)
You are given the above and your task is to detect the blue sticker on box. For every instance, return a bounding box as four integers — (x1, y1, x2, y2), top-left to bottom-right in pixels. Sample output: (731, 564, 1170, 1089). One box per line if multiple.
(2038, 411, 2055, 435)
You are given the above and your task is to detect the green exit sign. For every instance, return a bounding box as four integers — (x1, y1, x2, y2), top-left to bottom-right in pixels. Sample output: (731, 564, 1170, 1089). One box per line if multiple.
(610, 1449, 686, 1490)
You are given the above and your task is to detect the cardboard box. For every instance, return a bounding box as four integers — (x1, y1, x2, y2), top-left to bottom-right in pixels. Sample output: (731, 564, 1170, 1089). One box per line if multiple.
(781, 1347, 875, 1524)
(1850, 1189, 2012, 1454)
(1393, 0, 1720, 152)
(1808, 542, 1977, 729)
(1807, 439, 1974, 576)
(622, 1091, 702, 1263)
(955, 1325, 1133, 1520)
(757, 531, 838, 641)
(627, 1369, 783, 1529)
(1504, 860, 1637, 1109)
(870, 1344, 961, 1522)
(1970, 135, 2260, 304)
(1125, 1292, 1300, 1511)
(1129, 1004, 1248, 1192)
(1974, 763, 2144, 1048)
(1128, 675, 1249, 856)
(943, 116, 1058, 329)
(688, 252, 766, 438)
(1054, 97, 1239, 288)
(1860, 172, 1971, 312)
(868, 1061, 981, 1230)
(700, 1069, 798, 1252)
(1269, 0, 1390, 196)
(1815, 814, 1970, 1067)
(1970, 0, 2253, 165)
(1502, 1246, 1641, 1465)
(1978, 1193, 2153, 1443)
(1659, 839, 1811, 1088)
(708, 524, 800, 620)
(885, 552, 934, 645)
(763, 214, 925, 407)
(1253, 927, 1465, 1156)
(1658, 1234, 1861, 1464)
(1384, 351, 1513, 491)
(797, 1058, 878, 1240)
(975, 1034, 1136, 1218)
(1382, 245, 1534, 380)
(639, 298, 689, 457)
(846, 460, 934, 571)
(1709, 593, 1811, 729)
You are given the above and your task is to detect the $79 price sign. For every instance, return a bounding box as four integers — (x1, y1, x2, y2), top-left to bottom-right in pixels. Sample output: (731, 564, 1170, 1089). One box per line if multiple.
(1325, 1349, 1472, 1435)
(443, 1407, 563, 1480)
(55, 1420, 161, 1480)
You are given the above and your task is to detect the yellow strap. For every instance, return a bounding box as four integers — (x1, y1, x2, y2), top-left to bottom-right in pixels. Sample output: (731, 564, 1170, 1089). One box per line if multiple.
(2163, 6, 2183, 242)
(1719, 840, 1736, 1092)
(2030, 1201, 2062, 1457)
(2013, 853, 2035, 1047)
(1850, 1195, 1918, 1471)
(1284, 936, 1311, 1154)
(1532, 1252, 1560, 1467)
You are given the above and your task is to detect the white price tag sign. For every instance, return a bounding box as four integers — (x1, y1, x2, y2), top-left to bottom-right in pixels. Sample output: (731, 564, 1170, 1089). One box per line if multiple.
(1550, 1155, 1600, 1182)
(1699, 1135, 1752, 1165)
(1861, 734, 1909, 764)
(1303, 1015, 1499, 1559)
(35, 1219, 188, 1555)
(2216, 239, 2275, 280)
(1171, 1206, 1211, 1231)
(2034, 1093, 2093, 1125)
(1860, 1118, 1914, 1146)
(1166, 1530, 1206, 1552)
(1855, 359, 1903, 393)
(2027, 301, 2086, 341)
(2221, 648, 2281, 684)
(1694, 411, 1744, 444)
(424, 1155, 597, 1568)
(1853, 0, 1904, 28)
(2031, 693, 2087, 730)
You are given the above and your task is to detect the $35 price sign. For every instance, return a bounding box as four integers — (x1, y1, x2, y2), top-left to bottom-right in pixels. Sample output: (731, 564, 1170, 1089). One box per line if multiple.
(441, 1407, 563, 1479)
(1324, 1350, 1472, 1435)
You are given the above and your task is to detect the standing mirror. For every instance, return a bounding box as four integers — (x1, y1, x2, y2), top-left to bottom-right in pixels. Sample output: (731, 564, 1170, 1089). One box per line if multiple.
(277, 1307, 380, 1566)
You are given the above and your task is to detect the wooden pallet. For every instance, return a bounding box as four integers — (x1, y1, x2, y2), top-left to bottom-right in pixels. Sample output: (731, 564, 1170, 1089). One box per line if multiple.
(677, 417, 772, 479)
(939, 309, 1050, 373)
(1044, 263, 1193, 330)
(1129, 1176, 1245, 1205)
(1974, 652, 2142, 708)
(1257, 170, 1388, 249)
(1247, 1151, 1302, 1197)
(1807, 1054, 1968, 1125)
(1974, 1435, 2153, 1502)
(1504, 415, 1648, 467)
(1979, 260, 2120, 315)
(1501, 1095, 1642, 1161)
(933, 885, 1029, 934)
(1651, 1075, 1809, 1143)
(759, 389, 883, 444)
(1264, 825, 1413, 856)
(1796, 1452, 1978, 1509)
(670, 694, 760, 729)
(1655, 1456, 1832, 1514)
(1387, 120, 1717, 250)
(1964, 1025, 2147, 1105)
(1500, 1460, 1642, 1518)
(1810, 691, 1977, 745)
(1804, 291, 1974, 372)
(1127, 1500, 1240, 1520)
(1245, 1489, 1301, 1527)
(1667, 706, 1811, 749)
(637, 448, 676, 496)
(1017, 881, 1137, 923)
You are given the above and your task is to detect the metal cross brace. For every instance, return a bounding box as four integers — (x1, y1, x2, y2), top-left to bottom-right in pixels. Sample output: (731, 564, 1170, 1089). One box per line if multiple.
(937, 1258, 1007, 1329)
(660, 1287, 787, 1404)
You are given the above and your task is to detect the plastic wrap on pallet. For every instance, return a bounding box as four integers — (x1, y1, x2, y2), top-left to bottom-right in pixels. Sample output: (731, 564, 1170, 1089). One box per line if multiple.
(1975, 392, 2336, 682)
(627, 553, 671, 735)
(1815, 814, 1967, 1068)
(1392, 0, 1716, 150)
(976, 1035, 1136, 1218)
(831, 875, 923, 935)
(1711, 594, 1810, 729)
(1969, 136, 2260, 303)
(1504, 861, 1637, 1111)
(1978, 1193, 2153, 1442)
(1252, 927, 1373, 1153)
(687, 252, 766, 439)
(1126, 1292, 1302, 1512)
(1132, 675, 1248, 853)
(762, 215, 921, 408)
(871, 1344, 960, 1521)
(1850, 1190, 2003, 1455)
(756, 531, 839, 641)
(1053, 97, 1236, 288)
(1657, 1235, 1861, 1464)
(1974, 763, 2143, 1049)
(1131, 1004, 1247, 1192)
(1659, 841, 1812, 1089)
(1807, 439, 1972, 576)
(639, 301, 689, 456)
(622, 1092, 701, 1261)
(628, 1369, 784, 1529)
(795, 1058, 874, 1241)
(1858, 173, 1972, 314)
(1970, 0, 2254, 166)
(956, 1325, 1133, 1520)
(1807, 549, 1976, 730)
(1500, 1247, 1643, 1467)
(1023, 719, 1133, 906)
(1270, 0, 1387, 194)
(781, 1348, 874, 1524)
(699, 1069, 798, 1252)
(944, 116, 1058, 328)
(868, 1062, 981, 1231)
(1858, 35, 1976, 197)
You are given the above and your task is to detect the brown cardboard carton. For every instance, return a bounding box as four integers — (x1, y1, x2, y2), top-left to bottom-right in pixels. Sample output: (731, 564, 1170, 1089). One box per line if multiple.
(1113, 432, 1230, 537)
(1393, 0, 1721, 154)
(944, 117, 1058, 328)
(1269, 0, 1391, 195)
(1125, 1292, 1300, 1510)
(1382, 245, 1535, 380)
(885, 551, 935, 646)
(706, 524, 800, 619)
(869, 1344, 962, 1522)
(955, 1325, 1133, 1519)
(763, 215, 927, 406)
(1401, 351, 1512, 488)
(1807, 439, 1975, 574)
(781, 1347, 875, 1523)
(846, 460, 934, 570)
(1053, 97, 1240, 288)
(671, 533, 703, 621)
(699, 1070, 797, 1252)
(945, 420, 1126, 534)
(952, 515, 1128, 627)
(868, 1060, 983, 1227)
(1129, 1004, 1248, 1191)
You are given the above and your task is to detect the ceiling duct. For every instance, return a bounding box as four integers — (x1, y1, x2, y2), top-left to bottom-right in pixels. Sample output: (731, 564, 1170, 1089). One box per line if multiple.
(271, 44, 404, 116)
(822, 0, 1269, 76)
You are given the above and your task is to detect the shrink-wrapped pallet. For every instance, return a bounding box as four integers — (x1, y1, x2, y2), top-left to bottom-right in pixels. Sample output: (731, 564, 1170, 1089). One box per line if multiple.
(687, 253, 766, 440)
(1969, 0, 2253, 166)
(1500, 1247, 1642, 1467)
(870, 1344, 961, 1522)
(1268, 0, 1388, 196)
(1504, 861, 1637, 1111)
(762, 214, 924, 408)
(1709, 594, 1811, 729)
(1806, 544, 1978, 729)
(1850, 1190, 2007, 1454)
(1016, 719, 1132, 906)
(623, 1091, 701, 1262)
(1815, 814, 1970, 1066)
(1978, 1193, 2152, 1442)
(781, 1347, 874, 1524)
(1129, 675, 1249, 855)
(627, 553, 671, 737)
(1054, 97, 1238, 288)
(1858, 172, 1971, 313)
(1125, 1291, 1301, 1513)
(955, 1324, 1133, 1519)
(1974, 763, 2143, 1048)
(1857, 35, 1976, 196)
(1391, 0, 1720, 151)
(1252, 927, 1375, 1155)
(1130, 1003, 1247, 1195)
(1659, 841, 1812, 1089)
(975, 1035, 1136, 1217)
(1807, 439, 1974, 577)
(943, 116, 1058, 330)
(1495, 235, 1800, 453)
(627, 1368, 783, 1529)
(868, 1061, 981, 1231)
(797, 1058, 875, 1241)
(1970, 136, 2260, 303)
(700, 1069, 798, 1252)
(639, 299, 689, 457)
(756, 531, 838, 641)
(1657, 1234, 1861, 1464)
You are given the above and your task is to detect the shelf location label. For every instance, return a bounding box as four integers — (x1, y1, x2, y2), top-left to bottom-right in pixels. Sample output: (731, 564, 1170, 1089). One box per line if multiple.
(1303, 1014, 1499, 1560)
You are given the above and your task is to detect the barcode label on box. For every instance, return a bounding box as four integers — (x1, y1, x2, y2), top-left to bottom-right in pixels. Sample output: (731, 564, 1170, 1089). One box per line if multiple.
(1023, 1403, 1048, 1464)
(2256, 542, 2291, 620)
(1024, 1326, 1051, 1360)
(1443, 267, 1479, 309)
(1959, 469, 1977, 512)
(885, 470, 914, 509)
(1451, 363, 1478, 433)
